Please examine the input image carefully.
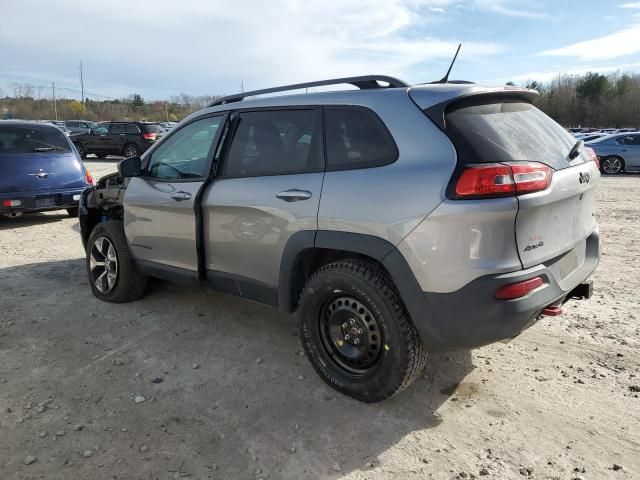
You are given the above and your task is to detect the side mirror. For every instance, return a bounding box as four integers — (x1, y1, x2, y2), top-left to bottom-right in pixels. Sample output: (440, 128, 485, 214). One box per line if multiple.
(118, 156, 142, 178)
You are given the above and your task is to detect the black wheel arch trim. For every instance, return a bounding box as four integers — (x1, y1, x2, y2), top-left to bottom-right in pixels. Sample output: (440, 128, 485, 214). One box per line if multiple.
(278, 230, 445, 350)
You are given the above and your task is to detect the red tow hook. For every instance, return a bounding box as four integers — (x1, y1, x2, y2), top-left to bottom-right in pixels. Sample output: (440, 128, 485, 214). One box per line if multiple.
(541, 304, 562, 316)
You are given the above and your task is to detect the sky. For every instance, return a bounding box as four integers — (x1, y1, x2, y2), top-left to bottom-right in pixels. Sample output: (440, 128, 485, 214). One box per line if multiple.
(1, 0, 640, 101)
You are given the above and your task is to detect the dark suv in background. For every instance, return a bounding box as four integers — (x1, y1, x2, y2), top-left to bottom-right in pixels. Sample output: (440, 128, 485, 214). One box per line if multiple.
(71, 122, 165, 159)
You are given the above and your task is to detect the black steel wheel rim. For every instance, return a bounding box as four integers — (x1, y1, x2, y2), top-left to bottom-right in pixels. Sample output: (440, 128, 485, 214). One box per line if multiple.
(318, 295, 383, 375)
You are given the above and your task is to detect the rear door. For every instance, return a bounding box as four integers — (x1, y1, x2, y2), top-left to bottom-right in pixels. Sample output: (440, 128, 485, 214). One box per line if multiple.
(619, 134, 640, 168)
(124, 114, 226, 272)
(202, 108, 323, 297)
(444, 98, 600, 268)
(108, 123, 127, 153)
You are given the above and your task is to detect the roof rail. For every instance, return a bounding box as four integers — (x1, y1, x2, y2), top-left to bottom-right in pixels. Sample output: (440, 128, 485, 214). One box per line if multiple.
(208, 75, 409, 107)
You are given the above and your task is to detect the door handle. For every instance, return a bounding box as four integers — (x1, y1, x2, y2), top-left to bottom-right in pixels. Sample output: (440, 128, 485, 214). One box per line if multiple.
(170, 191, 192, 201)
(276, 189, 312, 202)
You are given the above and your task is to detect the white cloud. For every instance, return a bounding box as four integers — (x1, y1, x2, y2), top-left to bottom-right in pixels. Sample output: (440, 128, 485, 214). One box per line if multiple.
(509, 62, 640, 82)
(538, 23, 640, 60)
(473, 0, 548, 19)
(620, 2, 640, 8)
(0, 0, 503, 98)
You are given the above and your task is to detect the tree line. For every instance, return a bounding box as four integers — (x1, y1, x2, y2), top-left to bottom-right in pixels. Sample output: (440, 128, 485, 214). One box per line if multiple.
(0, 88, 221, 123)
(1, 71, 640, 127)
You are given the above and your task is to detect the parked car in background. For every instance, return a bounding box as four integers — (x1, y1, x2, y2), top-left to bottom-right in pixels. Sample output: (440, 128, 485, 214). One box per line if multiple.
(575, 133, 607, 143)
(0, 121, 93, 218)
(79, 75, 600, 402)
(598, 128, 618, 135)
(71, 121, 165, 159)
(587, 133, 640, 174)
(65, 120, 96, 134)
(617, 128, 638, 133)
(160, 121, 177, 130)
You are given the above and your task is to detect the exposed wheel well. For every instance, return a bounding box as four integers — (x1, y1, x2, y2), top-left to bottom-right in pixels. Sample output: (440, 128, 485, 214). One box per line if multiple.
(285, 247, 390, 313)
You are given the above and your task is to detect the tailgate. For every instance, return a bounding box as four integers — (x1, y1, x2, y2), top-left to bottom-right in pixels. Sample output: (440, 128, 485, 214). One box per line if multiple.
(516, 157, 600, 268)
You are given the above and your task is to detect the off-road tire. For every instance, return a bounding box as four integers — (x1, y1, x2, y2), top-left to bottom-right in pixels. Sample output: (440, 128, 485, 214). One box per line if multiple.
(298, 259, 427, 402)
(86, 221, 148, 303)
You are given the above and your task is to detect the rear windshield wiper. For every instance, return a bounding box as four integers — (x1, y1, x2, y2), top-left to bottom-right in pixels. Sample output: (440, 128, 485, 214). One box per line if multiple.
(566, 139, 584, 161)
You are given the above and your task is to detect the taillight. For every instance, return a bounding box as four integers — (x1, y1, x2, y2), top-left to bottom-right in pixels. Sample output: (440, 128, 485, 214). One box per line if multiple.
(3, 200, 22, 207)
(584, 146, 599, 170)
(454, 162, 553, 199)
(143, 132, 158, 141)
(85, 169, 94, 185)
(495, 276, 544, 300)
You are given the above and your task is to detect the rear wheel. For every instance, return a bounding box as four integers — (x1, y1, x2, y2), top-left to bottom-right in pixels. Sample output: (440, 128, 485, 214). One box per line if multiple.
(602, 156, 624, 175)
(123, 144, 139, 158)
(66, 207, 79, 217)
(74, 142, 86, 159)
(86, 221, 148, 303)
(298, 259, 427, 402)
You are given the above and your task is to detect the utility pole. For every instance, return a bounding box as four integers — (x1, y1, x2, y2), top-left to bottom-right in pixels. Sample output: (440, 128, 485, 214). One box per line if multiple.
(241, 80, 244, 93)
(79, 61, 85, 103)
(165, 100, 169, 121)
(52, 82, 58, 120)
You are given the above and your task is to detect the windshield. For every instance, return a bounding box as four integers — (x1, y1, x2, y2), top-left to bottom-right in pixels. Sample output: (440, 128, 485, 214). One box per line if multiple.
(445, 98, 576, 170)
(0, 125, 71, 154)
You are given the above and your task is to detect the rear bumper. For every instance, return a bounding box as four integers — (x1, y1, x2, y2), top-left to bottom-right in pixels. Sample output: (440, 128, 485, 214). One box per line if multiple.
(0, 187, 84, 213)
(419, 228, 600, 351)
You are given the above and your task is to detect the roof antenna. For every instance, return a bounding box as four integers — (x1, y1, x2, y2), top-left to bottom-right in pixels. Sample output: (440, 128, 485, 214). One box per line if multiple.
(433, 43, 462, 84)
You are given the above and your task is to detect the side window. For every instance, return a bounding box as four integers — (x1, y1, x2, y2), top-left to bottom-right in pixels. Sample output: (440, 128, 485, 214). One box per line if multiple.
(628, 135, 640, 145)
(224, 109, 320, 177)
(146, 116, 223, 180)
(94, 124, 108, 135)
(125, 124, 140, 134)
(110, 123, 125, 134)
(324, 108, 397, 170)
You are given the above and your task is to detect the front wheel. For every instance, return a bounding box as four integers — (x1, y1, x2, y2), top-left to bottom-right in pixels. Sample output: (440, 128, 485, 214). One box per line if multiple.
(74, 143, 86, 159)
(602, 156, 624, 175)
(298, 260, 427, 402)
(123, 144, 139, 158)
(86, 221, 148, 303)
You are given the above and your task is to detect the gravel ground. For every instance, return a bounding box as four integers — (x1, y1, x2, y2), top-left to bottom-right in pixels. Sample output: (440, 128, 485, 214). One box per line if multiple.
(0, 160, 639, 480)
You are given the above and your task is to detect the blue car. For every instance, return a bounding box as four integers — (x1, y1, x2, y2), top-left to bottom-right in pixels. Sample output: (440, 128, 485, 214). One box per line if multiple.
(0, 121, 93, 218)
(586, 132, 640, 175)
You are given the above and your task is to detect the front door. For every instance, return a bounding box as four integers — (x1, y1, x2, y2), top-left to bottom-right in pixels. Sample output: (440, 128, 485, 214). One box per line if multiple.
(86, 123, 110, 153)
(203, 108, 324, 300)
(124, 114, 227, 273)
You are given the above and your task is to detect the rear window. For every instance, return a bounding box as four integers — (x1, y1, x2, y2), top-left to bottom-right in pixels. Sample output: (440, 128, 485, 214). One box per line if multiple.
(0, 125, 71, 154)
(143, 124, 165, 134)
(444, 99, 576, 170)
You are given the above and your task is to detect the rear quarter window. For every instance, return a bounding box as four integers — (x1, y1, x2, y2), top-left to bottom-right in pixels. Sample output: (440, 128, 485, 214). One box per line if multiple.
(444, 98, 576, 170)
(324, 107, 397, 170)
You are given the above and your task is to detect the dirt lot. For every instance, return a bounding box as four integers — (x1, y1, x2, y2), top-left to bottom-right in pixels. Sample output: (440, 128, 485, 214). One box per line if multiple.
(1, 160, 639, 480)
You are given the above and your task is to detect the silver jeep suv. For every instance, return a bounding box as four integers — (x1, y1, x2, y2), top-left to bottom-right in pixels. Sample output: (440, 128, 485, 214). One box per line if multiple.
(79, 75, 600, 402)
